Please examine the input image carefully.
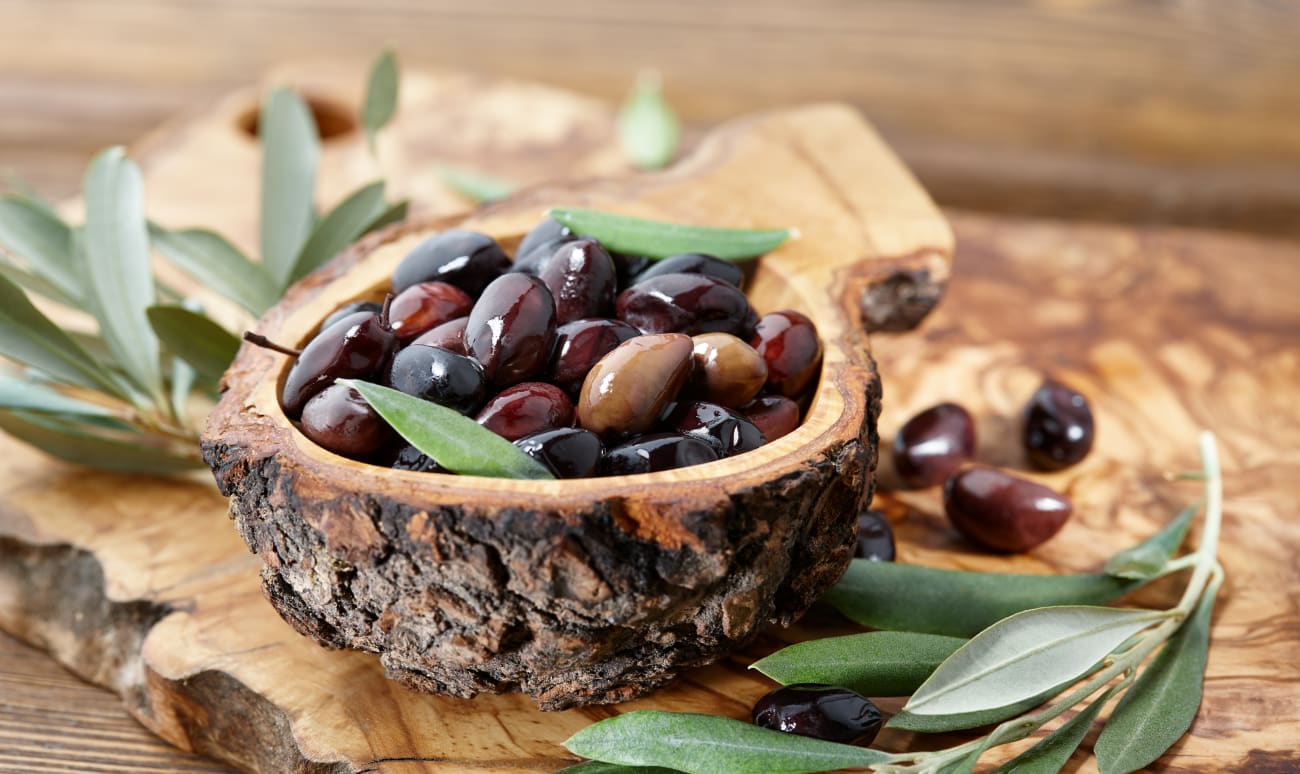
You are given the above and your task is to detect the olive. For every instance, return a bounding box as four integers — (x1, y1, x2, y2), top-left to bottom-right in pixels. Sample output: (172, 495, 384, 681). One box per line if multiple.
(512, 217, 574, 274)
(601, 433, 718, 475)
(577, 333, 694, 436)
(632, 253, 744, 289)
(944, 467, 1073, 552)
(854, 509, 895, 561)
(688, 332, 768, 407)
(1024, 379, 1095, 470)
(387, 344, 487, 415)
(388, 281, 474, 342)
(892, 402, 976, 488)
(321, 301, 381, 331)
(277, 309, 398, 418)
(611, 252, 653, 290)
(538, 238, 617, 324)
(667, 401, 765, 457)
(548, 318, 641, 396)
(616, 273, 757, 337)
(392, 229, 511, 296)
(411, 316, 469, 355)
(465, 273, 557, 387)
(738, 394, 801, 442)
(299, 384, 394, 460)
(387, 443, 445, 473)
(750, 311, 822, 398)
(752, 684, 883, 745)
(475, 382, 574, 441)
(514, 427, 604, 478)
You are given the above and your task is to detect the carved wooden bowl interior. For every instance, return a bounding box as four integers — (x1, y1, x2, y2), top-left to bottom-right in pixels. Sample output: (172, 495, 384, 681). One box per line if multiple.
(202, 104, 953, 710)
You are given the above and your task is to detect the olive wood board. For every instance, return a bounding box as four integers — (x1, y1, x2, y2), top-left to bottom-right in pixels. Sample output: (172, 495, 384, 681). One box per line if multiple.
(0, 65, 1297, 773)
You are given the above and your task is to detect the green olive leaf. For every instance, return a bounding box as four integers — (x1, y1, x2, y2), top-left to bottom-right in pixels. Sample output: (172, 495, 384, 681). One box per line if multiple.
(887, 688, 1061, 734)
(339, 379, 554, 480)
(83, 146, 163, 401)
(554, 762, 682, 774)
(364, 199, 409, 234)
(991, 684, 1116, 774)
(361, 47, 399, 153)
(1104, 503, 1198, 580)
(563, 711, 889, 774)
(825, 559, 1145, 637)
(0, 376, 116, 418)
(547, 209, 791, 261)
(0, 193, 81, 301)
(146, 305, 241, 382)
(259, 87, 320, 287)
(149, 225, 279, 316)
(440, 166, 516, 204)
(0, 409, 202, 475)
(0, 259, 82, 308)
(750, 631, 966, 696)
(618, 73, 680, 170)
(169, 355, 197, 423)
(903, 606, 1165, 719)
(289, 182, 388, 284)
(1094, 577, 1219, 774)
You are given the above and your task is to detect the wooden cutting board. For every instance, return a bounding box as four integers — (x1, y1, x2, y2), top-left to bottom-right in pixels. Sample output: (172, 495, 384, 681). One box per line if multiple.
(1, 63, 1297, 773)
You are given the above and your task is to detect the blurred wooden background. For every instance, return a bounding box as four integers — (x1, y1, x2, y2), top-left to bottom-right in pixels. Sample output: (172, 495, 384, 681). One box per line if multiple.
(0, 1, 1297, 771)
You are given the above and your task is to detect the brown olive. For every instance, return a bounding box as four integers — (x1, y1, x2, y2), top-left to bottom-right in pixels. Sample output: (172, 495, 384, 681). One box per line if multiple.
(538, 238, 617, 324)
(577, 333, 693, 436)
(475, 382, 575, 441)
(1024, 379, 1095, 470)
(465, 273, 557, 387)
(892, 402, 976, 488)
(750, 310, 823, 397)
(943, 467, 1072, 552)
(688, 332, 768, 407)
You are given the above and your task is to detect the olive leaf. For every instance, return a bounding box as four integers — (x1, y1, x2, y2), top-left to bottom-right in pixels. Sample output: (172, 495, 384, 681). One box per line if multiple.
(990, 685, 1116, 774)
(366, 199, 409, 233)
(563, 711, 890, 774)
(0, 193, 81, 301)
(339, 380, 554, 480)
(146, 305, 241, 382)
(888, 688, 1060, 734)
(169, 355, 197, 422)
(547, 208, 791, 261)
(362, 47, 399, 153)
(903, 606, 1166, 719)
(618, 73, 680, 170)
(750, 631, 966, 696)
(83, 146, 163, 401)
(0, 410, 202, 475)
(1094, 577, 1219, 774)
(440, 166, 516, 204)
(0, 260, 82, 308)
(825, 559, 1144, 637)
(554, 762, 682, 774)
(149, 226, 279, 316)
(1105, 503, 1197, 580)
(0, 376, 115, 418)
(259, 87, 320, 287)
(289, 182, 388, 283)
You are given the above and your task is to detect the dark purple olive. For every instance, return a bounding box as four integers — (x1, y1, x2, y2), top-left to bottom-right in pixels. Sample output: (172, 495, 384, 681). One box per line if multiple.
(855, 509, 896, 561)
(514, 427, 604, 478)
(739, 394, 801, 442)
(750, 311, 823, 398)
(388, 443, 445, 473)
(465, 273, 557, 387)
(387, 344, 486, 414)
(548, 318, 641, 396)
(411, 316, 469, 355)
(616, 273, 756, 337)
(601, 433, 718, 475)
(611, 252, 653, 290)
(299, 384, 393, 460)
(752, 684, 883, 745)
(633, 253, 744, 289)
(321, 301, 381, 331)
(392, 229, 511, 296)
(475, 382, 574, 441)
(538, 238, 617, 324)
(667, 401, 765, 457)
(1024, 379, 1095, 471)
(279, 310, 398, 418)
(944, 467, 1073, 552)
(388, 281, 474, 342)
(892, 402, 976, 488)
(512, 217, 574, 274)
(577, 333, 694, 436)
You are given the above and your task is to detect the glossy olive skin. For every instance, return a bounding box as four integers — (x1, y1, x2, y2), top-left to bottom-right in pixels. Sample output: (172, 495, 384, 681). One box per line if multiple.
(750, 310, 823, 398)
(475, 382, 575, 441)
(387, 344, 487, 414)
(465, 273, 557, 387)
(577, 333, 694, 436)
(601, 433, 718, 475)
(632, 253, 744, 288)
(299, 384, 393, 460)
(855, 509, 896, 561)
(411, 316, 469, 355)
(616, 273, 757, 337)
(752, 684, 883, 745)
(514, 427, 604, 478)
(944, 467, 1073, 552)
(321, 301, 381, 331)
(1024, 379, 1095, 470)
(512, 217, 574, 274)
(667, 401, 766, 457)
(739, 394, 801, 442)
(539, 238, 618, 324)
(548, 318, 641, 396)
(388, 281, 474, 342)
(392, 229, 511, 296)
(688, 332, 768, 407)
(893, 402, 976, 488)
(280, 311, 398, 418)
(610, 252, 653, 290)
(387, 443, 445, 473)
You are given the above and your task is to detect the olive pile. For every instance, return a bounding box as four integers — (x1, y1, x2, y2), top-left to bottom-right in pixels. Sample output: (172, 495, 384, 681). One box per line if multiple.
(259, 219, 823, 478)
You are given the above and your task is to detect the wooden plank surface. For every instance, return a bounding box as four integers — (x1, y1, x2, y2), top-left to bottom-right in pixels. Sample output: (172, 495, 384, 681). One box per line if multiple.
(2, 0, 1300, 235)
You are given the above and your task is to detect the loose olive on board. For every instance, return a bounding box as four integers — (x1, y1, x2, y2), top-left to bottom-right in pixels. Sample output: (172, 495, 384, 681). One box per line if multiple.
(854, 509, 896, 561)
(892, 402, 976, 488)
(1024, 378, 1095, 470)
(752, 684, 883, 745)
(944, 467, 1073, 552)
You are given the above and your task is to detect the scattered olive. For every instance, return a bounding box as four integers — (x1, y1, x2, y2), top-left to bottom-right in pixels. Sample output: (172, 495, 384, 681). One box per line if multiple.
(892, 402, 976, 488)
(538, 238, 617, 324)
(392, 229, 511, 296)
(387, 344, 487, 415)
(1024, 378, 1095, 471)
(854, 509, 895, 561)
(278, 307, 398, 418)
(601, 433, 718, 475)
(688, 332, 768, 407)
(388, 281, 474, 342)
(299, 383, 394, 460)
(616, 272, 757, 337)
(632, 252, 744, 289)
(411, 316, 469, 354)
(667, 400, 765, 457)
(750, 310, 823, 398)
(465, 273, 557, 387)
(548, 318, 641, 396)
(514, 427, 604, 478)
(751, 684, 883, 745)
(944, 467, 1073, 553)
(738, 394, 801, 442)
(475, 382, 575, 441)
(576, 333, 694, 436)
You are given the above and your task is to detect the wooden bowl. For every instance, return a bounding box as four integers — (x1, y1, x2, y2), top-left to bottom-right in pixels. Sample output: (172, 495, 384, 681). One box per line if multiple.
(202, 105, 952, 710)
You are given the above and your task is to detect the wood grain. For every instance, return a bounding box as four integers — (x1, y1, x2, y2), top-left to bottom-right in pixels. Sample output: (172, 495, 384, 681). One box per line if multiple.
(2, 1, 1300, 235)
